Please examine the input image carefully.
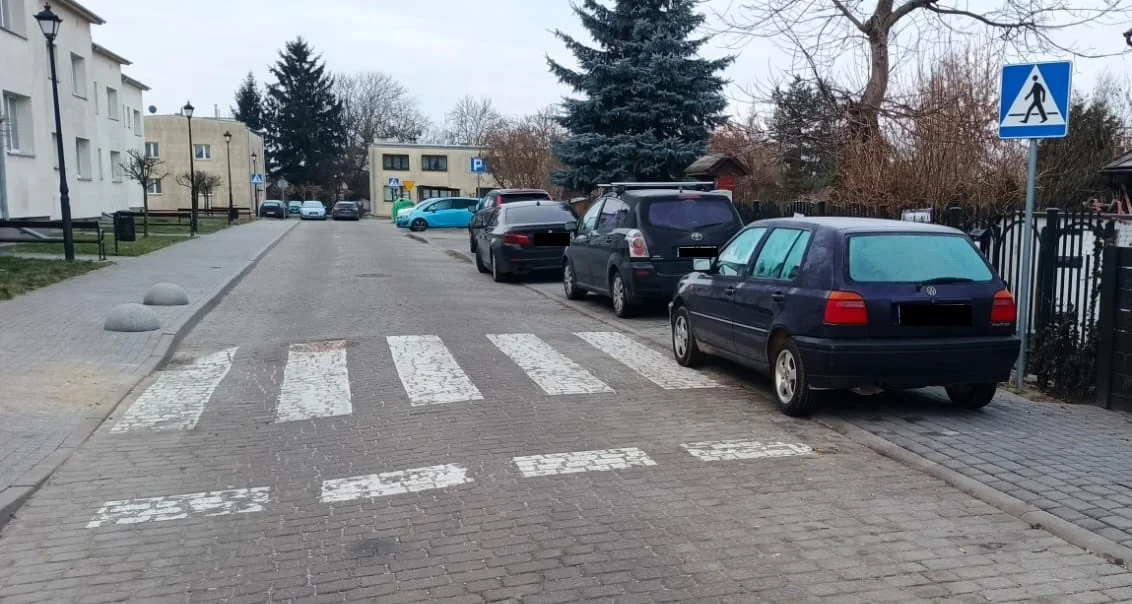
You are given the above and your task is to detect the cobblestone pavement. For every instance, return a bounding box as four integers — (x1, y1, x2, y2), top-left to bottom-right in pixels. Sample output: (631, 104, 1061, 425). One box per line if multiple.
(3, 220, 1132, 603)
(0, 220, 294, 497)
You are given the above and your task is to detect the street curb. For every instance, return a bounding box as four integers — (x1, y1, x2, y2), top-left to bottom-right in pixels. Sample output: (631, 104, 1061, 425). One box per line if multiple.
(814, 416, 1132, 569)
(406, 233, 429, 244)
(0, 221, 298, 531)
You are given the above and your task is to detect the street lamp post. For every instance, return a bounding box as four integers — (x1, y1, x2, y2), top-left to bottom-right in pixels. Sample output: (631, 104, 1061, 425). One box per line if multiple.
(251, 152, 259, 217)
(183, 101, 197, 236)
(223, 130, 235, 224)
(34, 3, 74, 262)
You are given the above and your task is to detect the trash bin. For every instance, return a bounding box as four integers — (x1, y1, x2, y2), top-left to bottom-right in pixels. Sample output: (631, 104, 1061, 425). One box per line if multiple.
(391, 198, 415, 223)
(114, 211, 136, 242)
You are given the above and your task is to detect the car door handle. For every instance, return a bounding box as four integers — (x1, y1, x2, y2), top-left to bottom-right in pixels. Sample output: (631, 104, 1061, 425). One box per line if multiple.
(771, 291, 785, 302)
(724, 286, 736, 296)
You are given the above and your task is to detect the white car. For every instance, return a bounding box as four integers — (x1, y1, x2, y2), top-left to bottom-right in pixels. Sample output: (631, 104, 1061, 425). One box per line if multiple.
(299, 201, 327, 220)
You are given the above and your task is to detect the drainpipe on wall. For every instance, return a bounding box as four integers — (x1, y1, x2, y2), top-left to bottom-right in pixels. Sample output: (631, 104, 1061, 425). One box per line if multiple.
(0, 145, 8, 219)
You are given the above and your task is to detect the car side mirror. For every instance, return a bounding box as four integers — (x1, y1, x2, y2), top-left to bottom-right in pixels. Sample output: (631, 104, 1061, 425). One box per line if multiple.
(565, 221, 578, 232)
(693, 258, 714, 272)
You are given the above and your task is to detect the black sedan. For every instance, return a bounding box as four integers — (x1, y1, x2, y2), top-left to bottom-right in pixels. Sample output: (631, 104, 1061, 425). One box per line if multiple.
(668, 216, 1021, 416)
(259, 200, 286, 218)
(331, 201, 360, 220)
(474, 200, 577, 282)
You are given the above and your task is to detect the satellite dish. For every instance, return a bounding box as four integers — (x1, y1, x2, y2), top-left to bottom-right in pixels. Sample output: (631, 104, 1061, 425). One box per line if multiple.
(148, 105, 157, 114)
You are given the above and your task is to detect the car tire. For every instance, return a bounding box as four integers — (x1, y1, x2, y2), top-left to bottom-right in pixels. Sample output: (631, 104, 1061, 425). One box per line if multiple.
(475, 248, 489, 273)
(944, 383, 997, 409)
(610, 271, 636, 318)
(411, 218, 428, 232)
(469, 234, 477, 254)
(563, 261, 586, 300)
(491, 250, 508, 282)
(771, 337, 821, 417)
(671, 305, 705, 367)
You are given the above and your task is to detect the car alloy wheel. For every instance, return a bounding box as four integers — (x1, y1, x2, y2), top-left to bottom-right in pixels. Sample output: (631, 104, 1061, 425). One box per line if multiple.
(673, 315, 688, 358)
(775, 348, 797, 405)
(610, 272, 635, 317)
(563, 262, 584, 300)
(491, 250, 507, 282)
(411, 218, 427, 231)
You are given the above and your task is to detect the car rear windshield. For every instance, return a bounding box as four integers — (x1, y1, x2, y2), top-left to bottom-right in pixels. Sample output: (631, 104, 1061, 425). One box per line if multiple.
(506, 205, 572, 223)
(336, 202, 355, 208)
(499, 192, 551, 203)
(848, 234, 994, 282)
(644, 197, 738, 230)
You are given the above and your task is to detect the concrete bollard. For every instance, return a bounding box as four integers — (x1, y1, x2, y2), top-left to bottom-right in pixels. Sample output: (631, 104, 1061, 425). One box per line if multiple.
(143, 282, 189, 306)
(104, 303, 161, 332)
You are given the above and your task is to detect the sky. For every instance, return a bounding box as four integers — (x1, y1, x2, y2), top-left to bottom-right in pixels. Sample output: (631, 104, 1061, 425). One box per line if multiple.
(81, 0, 1132, 127)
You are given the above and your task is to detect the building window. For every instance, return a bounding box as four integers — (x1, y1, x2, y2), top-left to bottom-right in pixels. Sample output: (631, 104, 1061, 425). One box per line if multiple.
(194, 144, 211, 160)
(145, 142, 159, 157)
(2, 91, 32, 153)
(383, 186, 399, 201)
(98, 147, 103, 180)
(93, 81, 98, 113)
(383, 154, 409, 170)
(418, 187, 460, 201)
(106, 88, 119, 119)
(421, 155, 447, 172)
(147, 178, 162, 195)
(110, 150, 122, 182)
(75, 138, 91, 179)
(0, 0, 26, 35)
(70, 54, 87, 98)
(133, 109, 142, 134)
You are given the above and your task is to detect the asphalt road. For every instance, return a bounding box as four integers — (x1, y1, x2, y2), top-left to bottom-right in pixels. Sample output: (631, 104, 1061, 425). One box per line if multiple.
(2, 220, 1131, 603)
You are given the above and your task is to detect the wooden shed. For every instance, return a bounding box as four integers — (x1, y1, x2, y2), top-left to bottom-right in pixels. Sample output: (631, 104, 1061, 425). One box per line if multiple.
(683, 154, 751, 192)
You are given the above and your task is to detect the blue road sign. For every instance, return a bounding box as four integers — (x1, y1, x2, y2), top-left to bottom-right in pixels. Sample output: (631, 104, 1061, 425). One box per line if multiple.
(998, 61, 1072, 140)
(470, 157, 487, 173)
(251, 174, 264, 186)
(387, 177, 401, 188)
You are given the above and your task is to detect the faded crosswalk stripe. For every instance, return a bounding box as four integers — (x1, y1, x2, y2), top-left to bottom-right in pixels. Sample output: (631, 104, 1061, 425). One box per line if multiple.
(513, 447, 657, 477)
(387, 335, 483, 405)
(681, 440, 813, 462)
(486, 333, 613, 395)
(275, 340, 352, 422)
(86, 486, 271, 528)
(574, 331, 721, 389)
(321, 464, 473, 503)
(111, 348, 238, 432)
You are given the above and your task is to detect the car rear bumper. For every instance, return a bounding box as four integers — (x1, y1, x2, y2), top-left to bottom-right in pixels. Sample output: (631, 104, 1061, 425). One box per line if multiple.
(498, 247, 565, 273)
(794, 335, 1020, 389)
(624, 265, 683, 300)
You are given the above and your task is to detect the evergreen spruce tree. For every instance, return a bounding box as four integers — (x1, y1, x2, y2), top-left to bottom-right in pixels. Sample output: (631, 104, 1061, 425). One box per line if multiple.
(263, 37, 346, 191)
(770, 76, 838, 196)
(547, 0, 733, 192)
(231, 72, 265, 132)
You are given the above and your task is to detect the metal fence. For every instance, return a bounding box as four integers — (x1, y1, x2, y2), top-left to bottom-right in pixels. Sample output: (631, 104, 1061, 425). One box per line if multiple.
(735, 200, 1125, 339)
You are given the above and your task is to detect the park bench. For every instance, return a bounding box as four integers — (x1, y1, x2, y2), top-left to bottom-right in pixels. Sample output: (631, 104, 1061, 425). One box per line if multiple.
(0, 219, 106, 260)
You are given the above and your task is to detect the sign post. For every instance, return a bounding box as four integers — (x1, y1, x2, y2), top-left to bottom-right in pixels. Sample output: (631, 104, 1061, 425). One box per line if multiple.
(471, 157, 487, 196)
(998, 60, 1072, 389)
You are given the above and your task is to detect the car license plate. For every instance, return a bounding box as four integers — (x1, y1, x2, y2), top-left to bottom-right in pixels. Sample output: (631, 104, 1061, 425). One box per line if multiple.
(533, 232, 571, 247)
(897, 303, 972, 327)
(677, 246, 717, 258)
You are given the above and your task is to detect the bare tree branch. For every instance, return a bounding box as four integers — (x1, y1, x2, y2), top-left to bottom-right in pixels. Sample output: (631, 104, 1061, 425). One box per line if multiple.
(444, 96, 506, 147)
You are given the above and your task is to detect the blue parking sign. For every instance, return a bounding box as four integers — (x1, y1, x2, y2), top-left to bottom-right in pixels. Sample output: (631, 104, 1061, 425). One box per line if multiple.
(470, 158, 487, 173)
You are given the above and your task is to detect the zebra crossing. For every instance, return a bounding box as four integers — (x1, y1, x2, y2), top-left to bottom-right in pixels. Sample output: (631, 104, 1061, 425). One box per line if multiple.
(110, 330, 724, 433)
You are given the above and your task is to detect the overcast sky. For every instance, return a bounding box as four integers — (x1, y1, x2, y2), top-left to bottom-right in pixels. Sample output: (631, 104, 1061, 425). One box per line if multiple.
(83, 0, 1132, 127)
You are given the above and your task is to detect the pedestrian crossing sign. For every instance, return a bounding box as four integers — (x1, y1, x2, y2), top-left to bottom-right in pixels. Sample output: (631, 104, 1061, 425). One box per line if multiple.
(998, 60, 1072, 140)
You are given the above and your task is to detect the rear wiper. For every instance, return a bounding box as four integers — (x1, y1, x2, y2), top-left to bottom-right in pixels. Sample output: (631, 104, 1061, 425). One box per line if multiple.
(918, 277, 975, 287)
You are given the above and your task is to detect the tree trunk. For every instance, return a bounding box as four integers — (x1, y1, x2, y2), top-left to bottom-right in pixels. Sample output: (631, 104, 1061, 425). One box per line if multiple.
(142, 188, 149, 237)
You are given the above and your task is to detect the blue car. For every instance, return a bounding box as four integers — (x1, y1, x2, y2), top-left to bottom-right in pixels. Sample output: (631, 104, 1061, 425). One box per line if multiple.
(398, 197, 480, 231)
(668, 216, 1021, 416)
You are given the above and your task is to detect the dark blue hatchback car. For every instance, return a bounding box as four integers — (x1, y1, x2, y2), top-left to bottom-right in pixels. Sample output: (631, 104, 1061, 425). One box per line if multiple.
(668, 216, 1021, 416)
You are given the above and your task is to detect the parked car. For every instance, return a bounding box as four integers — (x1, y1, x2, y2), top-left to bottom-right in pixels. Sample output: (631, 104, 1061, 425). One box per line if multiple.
(331, 201, 360, 221)
(469, 189, 552, 254)
(668, 216, 1021, 416)
(299, 200, 327, 220)
(562, 182, 743, 318)
(287, 201, 302, 216)
(399, 197, 479, 231)
(474, 200, 577, 282)
(260, 200, 286, 219)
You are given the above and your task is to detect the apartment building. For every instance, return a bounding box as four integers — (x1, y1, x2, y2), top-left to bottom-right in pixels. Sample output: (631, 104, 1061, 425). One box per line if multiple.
(0, 0, 147, 219)
(368, 142, 496, 217)
(142, 114, 265, 213)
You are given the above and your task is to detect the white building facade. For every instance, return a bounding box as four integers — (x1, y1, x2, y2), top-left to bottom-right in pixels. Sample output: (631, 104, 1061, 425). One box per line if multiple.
(0, 0, 147, 220)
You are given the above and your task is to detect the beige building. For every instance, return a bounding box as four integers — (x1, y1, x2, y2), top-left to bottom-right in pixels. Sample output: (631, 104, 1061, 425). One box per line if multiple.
(141, 114, 265, 213)
(368, 141, 496, 217)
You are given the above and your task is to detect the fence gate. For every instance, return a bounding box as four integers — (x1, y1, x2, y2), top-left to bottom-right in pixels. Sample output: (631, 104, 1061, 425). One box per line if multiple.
(1095, 246, 1132, 411)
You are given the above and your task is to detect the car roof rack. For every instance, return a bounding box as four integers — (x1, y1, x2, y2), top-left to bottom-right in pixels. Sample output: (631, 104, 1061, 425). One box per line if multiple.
(597, 181, 717, 195)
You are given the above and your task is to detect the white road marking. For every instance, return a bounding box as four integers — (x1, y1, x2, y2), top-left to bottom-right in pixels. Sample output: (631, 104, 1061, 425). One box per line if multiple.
(681, 440, 814, 462)
(321, 464, 473, 503)
(275, 340, 352, 422)
(86, 487, 270, 528)
(513, 447, 657, 478)
(486, 333, 613, 395)
(111, 348, 238, 432)
(574, 331, 721, 389)
(387, 335, 483, 405)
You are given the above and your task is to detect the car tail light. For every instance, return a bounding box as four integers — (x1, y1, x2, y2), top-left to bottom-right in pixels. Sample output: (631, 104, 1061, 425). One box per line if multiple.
(991, 289, 1016, 324)
(823, 291, 868, 325)
(626, 229, 649, 258)
(502, 232, 530, 246)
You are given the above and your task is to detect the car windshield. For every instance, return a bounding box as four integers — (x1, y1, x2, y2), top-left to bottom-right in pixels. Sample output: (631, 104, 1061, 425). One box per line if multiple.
(335, 202, 355, 208)
(499, 192, 551, 203)
(506, 205, 573, 223)
(302, 201, 322, 208)
(644, 197, 738, 230)
(848, 233, 994, 283)
(263, 202, 280, 207)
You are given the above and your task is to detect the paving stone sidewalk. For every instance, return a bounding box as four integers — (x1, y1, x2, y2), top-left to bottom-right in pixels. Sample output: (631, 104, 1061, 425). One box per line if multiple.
(0, 219, 295, 507)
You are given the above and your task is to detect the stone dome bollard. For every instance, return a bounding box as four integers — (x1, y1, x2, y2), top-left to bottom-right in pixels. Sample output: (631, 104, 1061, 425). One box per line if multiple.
(104, 303, 161, 332)
(143, 282, 189, 306)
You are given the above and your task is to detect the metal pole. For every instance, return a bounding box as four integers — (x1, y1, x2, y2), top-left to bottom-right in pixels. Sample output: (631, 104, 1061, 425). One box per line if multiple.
(1015, 138, 1038, 389)
(46, 38, 74, 261)
(187, 116, 197, 236)
(252, 156, 258, 217)
(0, 125, 8, 219)
(225, 138, 234, 224)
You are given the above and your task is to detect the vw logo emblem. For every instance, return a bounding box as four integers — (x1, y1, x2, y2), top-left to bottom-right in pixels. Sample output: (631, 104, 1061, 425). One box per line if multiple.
(690, 232, 703, 241)
(924, 285, 937, 296)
